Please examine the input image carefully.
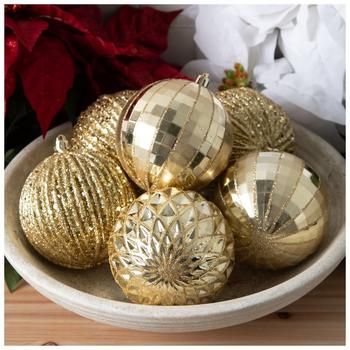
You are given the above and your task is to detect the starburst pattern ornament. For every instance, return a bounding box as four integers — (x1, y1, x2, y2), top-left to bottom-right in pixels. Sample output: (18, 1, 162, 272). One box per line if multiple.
(108, 187, 234, 305)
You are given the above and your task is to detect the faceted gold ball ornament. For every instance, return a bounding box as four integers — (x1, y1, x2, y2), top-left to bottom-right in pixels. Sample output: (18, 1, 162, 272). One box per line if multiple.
(71, 90, 137, 160)
(19, 135, 136, 269)
(216, 88, 295, 163)
(108, 187, 235, 305)
(116, 74, 233, 191)
(215, 151, 327, 270)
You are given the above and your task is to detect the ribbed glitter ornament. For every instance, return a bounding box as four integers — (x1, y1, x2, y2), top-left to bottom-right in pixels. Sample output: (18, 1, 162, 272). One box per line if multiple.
(215, 151, 327, 270)
(108, 187, 234, 305)
(71, 90, 136, 160)
(216, 88, 294, 163)
(19, 135, 135, 269)
(116, 74, 233, 191)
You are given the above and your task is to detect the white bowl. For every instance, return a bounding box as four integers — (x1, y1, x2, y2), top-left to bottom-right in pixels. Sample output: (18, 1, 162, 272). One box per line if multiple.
(5, 122, 345, 333)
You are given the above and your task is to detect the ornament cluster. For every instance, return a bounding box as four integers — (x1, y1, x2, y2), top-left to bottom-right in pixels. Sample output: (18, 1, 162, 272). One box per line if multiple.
(19, 74, 328, 306)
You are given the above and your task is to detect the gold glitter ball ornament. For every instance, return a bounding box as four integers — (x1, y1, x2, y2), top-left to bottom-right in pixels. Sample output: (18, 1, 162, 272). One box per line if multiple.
(214, 151, 327, 270)
(116, 74, 233, 191)
(108, 187, 235, 305)
(71, 90, 136, 160)
(19, 135, 136, 269)
(216, 87, 295, 163)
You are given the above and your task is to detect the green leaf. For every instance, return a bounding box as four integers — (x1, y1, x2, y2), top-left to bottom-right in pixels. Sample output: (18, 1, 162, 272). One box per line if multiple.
(5, 148, 18, 167)
(225, 69, 234, 79)
(5, 258, 24, 292)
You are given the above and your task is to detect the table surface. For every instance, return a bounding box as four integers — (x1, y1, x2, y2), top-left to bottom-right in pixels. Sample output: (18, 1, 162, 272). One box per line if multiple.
(5, 260, 345, 346)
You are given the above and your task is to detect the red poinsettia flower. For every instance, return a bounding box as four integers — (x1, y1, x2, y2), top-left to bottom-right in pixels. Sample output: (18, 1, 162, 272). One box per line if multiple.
(5, 5, 185, 136)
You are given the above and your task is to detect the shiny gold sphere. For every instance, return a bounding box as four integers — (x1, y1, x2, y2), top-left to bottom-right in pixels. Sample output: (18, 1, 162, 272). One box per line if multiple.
(216, 88, 294, 163)
(71, 90, 136, 161)
(215, 151, 327, 270)
(108, 187, 235, 305)
(116, 76, 233, 191)
(19, 135, 136, 269)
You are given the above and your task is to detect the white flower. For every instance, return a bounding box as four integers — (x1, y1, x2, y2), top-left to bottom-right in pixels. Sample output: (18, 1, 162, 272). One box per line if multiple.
(181, 4, 345, 151)
(182, 5, 298, 82)
(262, 5, 345, 123)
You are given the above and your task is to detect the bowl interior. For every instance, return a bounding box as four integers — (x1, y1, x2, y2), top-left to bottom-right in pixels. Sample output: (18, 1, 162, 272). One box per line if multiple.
(5, 122, 345, 304)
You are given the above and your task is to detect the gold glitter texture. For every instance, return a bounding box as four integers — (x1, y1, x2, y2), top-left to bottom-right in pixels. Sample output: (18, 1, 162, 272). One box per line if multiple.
(116, 77, 233, 191)
(19, 135, 136, 269)
(71, 90, 137, 161)
(108, 187, 234, 305)
(216, 88, 294, 163)
(215, 151, 327, 270)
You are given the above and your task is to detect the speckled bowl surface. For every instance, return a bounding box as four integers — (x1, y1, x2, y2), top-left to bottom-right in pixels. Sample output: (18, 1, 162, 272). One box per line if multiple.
(5, 122, 345, 333)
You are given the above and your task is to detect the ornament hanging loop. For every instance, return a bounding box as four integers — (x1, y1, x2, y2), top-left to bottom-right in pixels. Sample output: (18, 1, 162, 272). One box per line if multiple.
(195, 73, 210, 88)
(55, 135, 69, 153)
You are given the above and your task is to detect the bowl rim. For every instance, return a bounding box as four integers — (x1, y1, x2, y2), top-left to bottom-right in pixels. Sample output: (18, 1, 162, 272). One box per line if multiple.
(4, 122, 345, 323)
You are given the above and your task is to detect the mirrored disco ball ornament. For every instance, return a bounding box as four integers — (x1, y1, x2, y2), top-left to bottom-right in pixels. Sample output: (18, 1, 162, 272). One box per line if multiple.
(216, 88, 295, 163)
(19, 135, 136, 269)
(215, 151, 327, 270)
(108, 187, 235, 305)
(116, 74, 233, 191)
(71, 90, 137, 161)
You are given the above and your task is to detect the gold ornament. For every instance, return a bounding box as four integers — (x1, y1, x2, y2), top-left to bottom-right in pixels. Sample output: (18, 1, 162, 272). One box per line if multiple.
(19, 135, 135, 269)
(116, 74, 233, 191)
(214, 151, 327, 270)
(71, 90, 137, 160)
(216, 87, 294, 163)
(108, 187, 234, 305)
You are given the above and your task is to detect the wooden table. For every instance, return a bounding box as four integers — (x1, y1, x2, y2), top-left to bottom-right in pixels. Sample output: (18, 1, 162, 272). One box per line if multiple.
(5, 260, 345, 345)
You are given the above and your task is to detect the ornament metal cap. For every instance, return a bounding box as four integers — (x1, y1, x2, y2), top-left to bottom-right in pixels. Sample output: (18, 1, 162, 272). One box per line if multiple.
(195, 73, 210, 88)
(54, 135, 69, 153)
